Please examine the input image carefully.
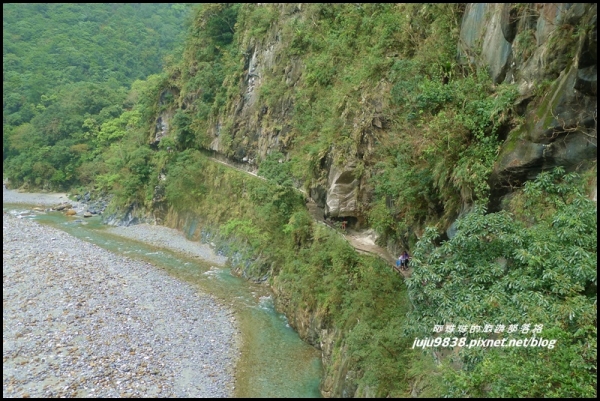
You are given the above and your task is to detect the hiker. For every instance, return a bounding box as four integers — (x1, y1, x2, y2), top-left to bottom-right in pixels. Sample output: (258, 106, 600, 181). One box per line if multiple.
(397, 252, 406, 271)
(341, 220, 347, 232)
(401, 251, 410, 270)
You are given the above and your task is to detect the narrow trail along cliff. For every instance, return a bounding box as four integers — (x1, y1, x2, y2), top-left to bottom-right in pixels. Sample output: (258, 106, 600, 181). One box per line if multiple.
(209, 156, 410, 278)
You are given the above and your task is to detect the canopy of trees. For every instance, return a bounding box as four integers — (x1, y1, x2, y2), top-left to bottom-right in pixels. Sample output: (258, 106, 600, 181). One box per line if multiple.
(3, 4, 596, 397)
(3, 3, 191, 189)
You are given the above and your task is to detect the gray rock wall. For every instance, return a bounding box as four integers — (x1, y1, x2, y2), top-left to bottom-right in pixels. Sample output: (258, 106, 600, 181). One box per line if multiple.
(458, 3, 596, 204)
(153, 2, 596, 250)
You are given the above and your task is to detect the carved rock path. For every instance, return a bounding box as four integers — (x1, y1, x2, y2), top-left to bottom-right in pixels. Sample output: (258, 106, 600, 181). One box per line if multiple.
(208, 157, 411, 278)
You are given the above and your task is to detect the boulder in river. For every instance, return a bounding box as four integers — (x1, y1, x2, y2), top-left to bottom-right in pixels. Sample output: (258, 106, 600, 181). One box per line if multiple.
(83, 212, 93, 218)
(53, 202, 72, 211)
(65, 209, 77, 216)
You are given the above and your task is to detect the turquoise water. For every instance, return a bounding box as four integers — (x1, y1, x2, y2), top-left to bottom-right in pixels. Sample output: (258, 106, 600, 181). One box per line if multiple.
(4, 204, 323, 398)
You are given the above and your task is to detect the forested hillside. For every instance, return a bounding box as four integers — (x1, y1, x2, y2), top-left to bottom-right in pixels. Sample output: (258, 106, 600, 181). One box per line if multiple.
(3, 3, 596, 398)
(3, 3, 191, 188)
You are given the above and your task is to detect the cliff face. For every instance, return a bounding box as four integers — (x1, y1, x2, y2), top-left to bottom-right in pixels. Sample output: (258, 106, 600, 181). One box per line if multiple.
(148, 3, 597, 397)
(155, 3, 595, 226)
(458, 3, 596, 208)
(156, 4, 399, 225)
(207, 6, 300, 162)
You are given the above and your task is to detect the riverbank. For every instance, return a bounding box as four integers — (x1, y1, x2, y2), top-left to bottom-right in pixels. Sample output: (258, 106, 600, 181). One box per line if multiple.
(2, 186, 227, 267)
(106, 224, 227, 267)
(3, 210, 239, 397)
(2, 186, 72, 207)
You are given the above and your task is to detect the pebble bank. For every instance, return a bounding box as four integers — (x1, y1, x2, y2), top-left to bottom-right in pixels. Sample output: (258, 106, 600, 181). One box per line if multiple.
(3, 212, 239, 398)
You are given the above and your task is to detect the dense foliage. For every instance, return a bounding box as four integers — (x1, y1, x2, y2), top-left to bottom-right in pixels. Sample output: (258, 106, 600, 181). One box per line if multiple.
(3, 3, 191, 189)
(3, 3, 596, 398)
(407, 168, 597, 397)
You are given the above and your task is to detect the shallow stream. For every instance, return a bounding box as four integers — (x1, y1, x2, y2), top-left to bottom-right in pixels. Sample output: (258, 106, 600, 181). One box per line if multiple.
(3, 204, 322, 398)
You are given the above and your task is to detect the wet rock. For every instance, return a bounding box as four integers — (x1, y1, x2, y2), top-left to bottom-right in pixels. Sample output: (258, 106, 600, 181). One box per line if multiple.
(53, 203, 72, 211)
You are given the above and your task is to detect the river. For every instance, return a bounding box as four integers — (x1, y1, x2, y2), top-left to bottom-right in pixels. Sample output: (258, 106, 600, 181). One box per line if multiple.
(3, 197, 323, 398)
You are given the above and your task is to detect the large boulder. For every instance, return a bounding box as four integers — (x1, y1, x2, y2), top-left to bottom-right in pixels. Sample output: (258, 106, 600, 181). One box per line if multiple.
(325, 162, 359, 218)
(53, 202, 72, 211)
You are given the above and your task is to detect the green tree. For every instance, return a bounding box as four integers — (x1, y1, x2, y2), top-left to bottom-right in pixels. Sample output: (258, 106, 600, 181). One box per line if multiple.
(3, 3, 191, 189)
(406, 168, 597, 397)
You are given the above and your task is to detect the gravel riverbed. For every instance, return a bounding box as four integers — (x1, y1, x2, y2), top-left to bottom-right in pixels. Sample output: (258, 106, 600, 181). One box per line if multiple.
(3, 211, 239, 397)
(2, 185, 226, 266)
(2, 186, 72, 207)
(106, 224, 227, 267)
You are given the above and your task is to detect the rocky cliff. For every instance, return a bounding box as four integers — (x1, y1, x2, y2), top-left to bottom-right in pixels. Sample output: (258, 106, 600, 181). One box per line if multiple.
(154, 3, 595, 227)
(460, 3, 597, 209)
(148, 3, 596, 397)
